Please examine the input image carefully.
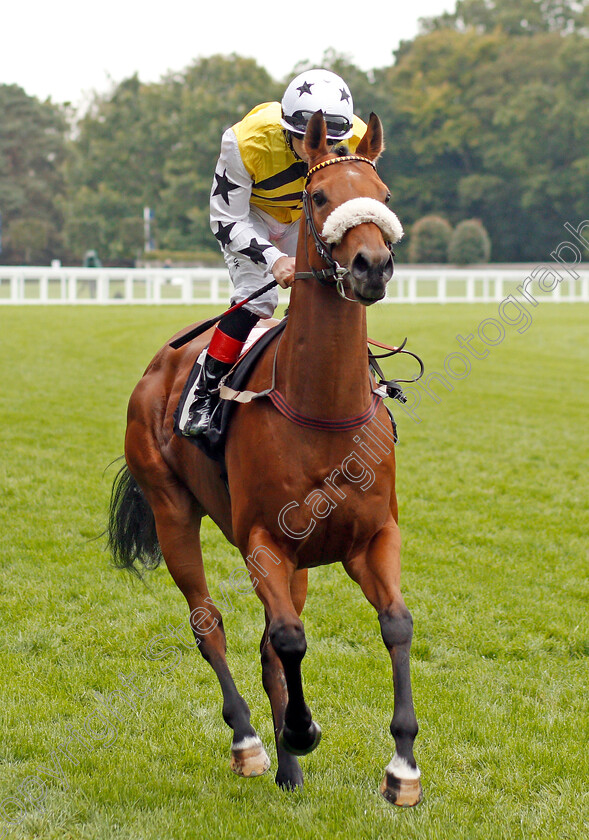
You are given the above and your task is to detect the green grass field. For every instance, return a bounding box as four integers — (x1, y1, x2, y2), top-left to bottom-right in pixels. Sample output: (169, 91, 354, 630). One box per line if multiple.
(0, 302, 587, 840)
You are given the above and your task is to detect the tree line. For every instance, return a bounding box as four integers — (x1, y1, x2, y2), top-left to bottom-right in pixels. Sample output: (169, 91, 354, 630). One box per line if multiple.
(1, 0, 588, 265)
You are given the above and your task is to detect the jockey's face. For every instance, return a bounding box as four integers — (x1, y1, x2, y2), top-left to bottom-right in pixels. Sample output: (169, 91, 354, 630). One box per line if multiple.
(290, 135, 310, 163)
(292, 132, 340, 163)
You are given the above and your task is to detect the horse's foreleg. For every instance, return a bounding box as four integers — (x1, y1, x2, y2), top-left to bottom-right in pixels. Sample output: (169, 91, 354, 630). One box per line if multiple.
(345, 521, 422, 806)
(260, 568, 308, 789)
(147, 485, 270, 778)
(246, 530, 321, 762)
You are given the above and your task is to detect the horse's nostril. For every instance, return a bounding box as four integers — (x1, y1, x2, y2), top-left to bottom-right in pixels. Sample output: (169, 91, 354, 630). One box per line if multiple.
(352, 253, 370, 279)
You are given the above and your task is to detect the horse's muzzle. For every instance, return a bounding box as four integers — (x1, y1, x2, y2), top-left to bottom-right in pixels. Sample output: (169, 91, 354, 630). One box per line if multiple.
(350, 249, 394, 304)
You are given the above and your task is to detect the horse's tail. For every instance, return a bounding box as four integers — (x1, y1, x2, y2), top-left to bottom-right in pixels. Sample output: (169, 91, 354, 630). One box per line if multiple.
(107, 464, 162, 575)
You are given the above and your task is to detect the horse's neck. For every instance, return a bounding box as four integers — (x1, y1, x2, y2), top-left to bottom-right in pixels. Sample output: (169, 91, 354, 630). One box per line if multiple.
(278, 276, 371, 419)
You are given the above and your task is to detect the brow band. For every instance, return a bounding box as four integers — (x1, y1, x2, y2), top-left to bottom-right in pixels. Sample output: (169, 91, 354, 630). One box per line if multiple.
(305, 155, 376, 185)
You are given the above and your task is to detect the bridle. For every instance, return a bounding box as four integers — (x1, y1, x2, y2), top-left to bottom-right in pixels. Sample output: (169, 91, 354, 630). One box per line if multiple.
(216, 155, 423, 421)
(294, 155, 395, 303)
(291, 153, 423, 393)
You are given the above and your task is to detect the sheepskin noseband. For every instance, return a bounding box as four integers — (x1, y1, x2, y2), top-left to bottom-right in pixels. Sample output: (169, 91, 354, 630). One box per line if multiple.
(321, 198, 404, 245)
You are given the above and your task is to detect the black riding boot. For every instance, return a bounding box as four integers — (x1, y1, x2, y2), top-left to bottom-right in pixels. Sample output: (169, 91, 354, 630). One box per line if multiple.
(182, 354, 233, 437)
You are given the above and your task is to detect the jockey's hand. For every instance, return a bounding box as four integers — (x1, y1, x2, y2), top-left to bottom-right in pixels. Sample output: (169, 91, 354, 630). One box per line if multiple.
(272, 256, 296, 289)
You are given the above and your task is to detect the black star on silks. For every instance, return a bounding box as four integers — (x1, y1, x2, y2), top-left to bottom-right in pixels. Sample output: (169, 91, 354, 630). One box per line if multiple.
(213, 169, 240, 205)
(238, 238, 271, 265)
(214, 220, 236, 247)
(297, 80, 313, 96)
(340, 87, 351, 102)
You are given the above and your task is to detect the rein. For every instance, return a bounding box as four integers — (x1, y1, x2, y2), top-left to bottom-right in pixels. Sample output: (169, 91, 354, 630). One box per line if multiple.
(367, 337, 425, 403)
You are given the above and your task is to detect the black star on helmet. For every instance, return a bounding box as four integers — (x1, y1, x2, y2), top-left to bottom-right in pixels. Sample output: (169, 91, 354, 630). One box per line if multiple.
(296, 81, 313, 96)
(238, 238, 271, 265)
(340, 87, 351, 102)
(214, 220, 236, 248)
(213, 169, 240, 205)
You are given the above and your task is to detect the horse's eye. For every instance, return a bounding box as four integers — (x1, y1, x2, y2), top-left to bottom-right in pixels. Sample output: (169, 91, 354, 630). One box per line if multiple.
(312, 191, 327, 208)
(385, 192, 391, 204)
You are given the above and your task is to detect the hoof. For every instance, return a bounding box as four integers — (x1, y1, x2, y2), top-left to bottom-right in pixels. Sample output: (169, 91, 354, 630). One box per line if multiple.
(275, 767, 304, 791)
(230, 736, 271, 778)
(279, 721, 322, 756)
(380, 755, 423, 807)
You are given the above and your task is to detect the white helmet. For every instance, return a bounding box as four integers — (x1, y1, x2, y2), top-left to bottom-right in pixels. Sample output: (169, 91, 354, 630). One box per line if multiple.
(281, 68, 354, 141)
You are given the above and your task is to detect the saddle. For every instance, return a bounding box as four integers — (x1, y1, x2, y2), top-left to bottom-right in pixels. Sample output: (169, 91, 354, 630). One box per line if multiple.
(173, 319, 288, 463)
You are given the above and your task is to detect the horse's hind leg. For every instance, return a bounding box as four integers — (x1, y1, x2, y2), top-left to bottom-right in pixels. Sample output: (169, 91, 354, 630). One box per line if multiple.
(145, 482, 270, 778)
(345, 520, 422, 807)
(260, 568, 308, 790)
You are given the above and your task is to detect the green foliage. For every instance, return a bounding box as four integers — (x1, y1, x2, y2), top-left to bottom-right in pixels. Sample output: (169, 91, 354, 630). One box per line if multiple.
(62, 56, 280, 262)
(409, 215, 453, 263)
(3, 18, 589, 265)
(421, 0, 588, 36)
(448, 218, 492, 263)
(6, 217, 51, 263)
(62, 185, 141, 262)
(0, 84, 67, 263)
(376, 26, 589, 260)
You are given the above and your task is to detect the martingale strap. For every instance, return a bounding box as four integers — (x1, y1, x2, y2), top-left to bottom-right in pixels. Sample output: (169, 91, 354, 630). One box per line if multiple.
(268, 390, 382, 432)
(219, 328, 385, 432)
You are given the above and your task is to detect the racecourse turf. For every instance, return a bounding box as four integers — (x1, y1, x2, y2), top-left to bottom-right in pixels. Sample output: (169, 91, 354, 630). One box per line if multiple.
(0, 301, 587, 840)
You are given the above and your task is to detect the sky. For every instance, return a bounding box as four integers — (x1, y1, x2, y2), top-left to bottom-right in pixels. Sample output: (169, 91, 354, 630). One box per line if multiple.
(1, 1, 457, 109)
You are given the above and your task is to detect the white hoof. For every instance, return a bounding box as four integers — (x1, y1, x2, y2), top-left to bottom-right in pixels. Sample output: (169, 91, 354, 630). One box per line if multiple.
(380, 753, 423, 807)
(230, 735, 271, 777)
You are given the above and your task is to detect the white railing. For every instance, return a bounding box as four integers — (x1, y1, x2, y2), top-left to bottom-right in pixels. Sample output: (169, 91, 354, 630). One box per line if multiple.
(1, 265, 588, 304)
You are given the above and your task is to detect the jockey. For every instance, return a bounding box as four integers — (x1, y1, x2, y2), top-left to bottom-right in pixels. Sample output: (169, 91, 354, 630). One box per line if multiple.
(183, 68, 367, 437)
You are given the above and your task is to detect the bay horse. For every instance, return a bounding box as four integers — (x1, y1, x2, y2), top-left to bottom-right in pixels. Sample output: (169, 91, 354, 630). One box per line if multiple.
(108, 111, 422, 806)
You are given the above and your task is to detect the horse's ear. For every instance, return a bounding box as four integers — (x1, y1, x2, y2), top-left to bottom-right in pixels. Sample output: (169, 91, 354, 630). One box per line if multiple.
(355, 112, 384, 161)
(304, 111, 329, 163)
